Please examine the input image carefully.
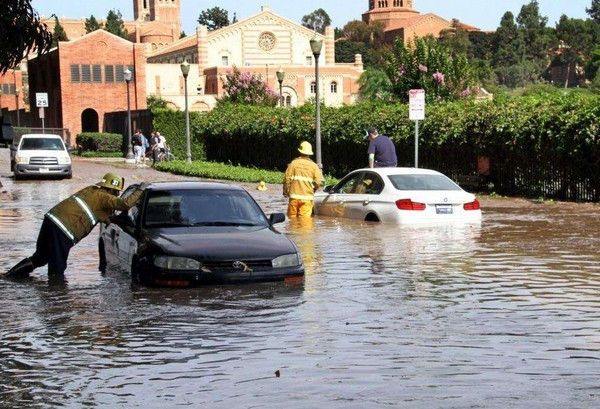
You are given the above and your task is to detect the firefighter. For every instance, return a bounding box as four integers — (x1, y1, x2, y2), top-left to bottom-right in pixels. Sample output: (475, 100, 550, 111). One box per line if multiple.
(283, 141, 322, 218)
(2, 173, 145, 278)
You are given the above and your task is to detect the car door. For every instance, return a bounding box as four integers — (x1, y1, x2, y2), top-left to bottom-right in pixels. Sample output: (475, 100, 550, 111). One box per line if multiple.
(112, 185, 142, 270)
(353, 172, 385, 220)
(330, 172, 365, 219)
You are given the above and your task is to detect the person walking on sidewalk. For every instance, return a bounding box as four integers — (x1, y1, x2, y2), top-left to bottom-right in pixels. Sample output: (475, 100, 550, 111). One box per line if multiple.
(2, 173, 145, 278)
(366, 127, 397, 168)
(283, 141, 322, 218)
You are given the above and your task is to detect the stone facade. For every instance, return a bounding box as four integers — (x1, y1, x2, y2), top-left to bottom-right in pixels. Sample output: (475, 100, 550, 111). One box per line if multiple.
(146, 6, 364, 110)
(27, 30, 147, 139)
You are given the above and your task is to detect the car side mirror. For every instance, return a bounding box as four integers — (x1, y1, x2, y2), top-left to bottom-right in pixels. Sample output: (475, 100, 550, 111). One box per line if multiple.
(269, 213, 286, 226)
(323, 185, 333, 193)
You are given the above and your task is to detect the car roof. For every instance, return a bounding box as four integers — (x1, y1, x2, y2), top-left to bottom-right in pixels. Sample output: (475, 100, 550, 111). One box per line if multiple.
(143, 181, 244, 192)
(349, 167, 445, 176)
(21, 134, 63, 139)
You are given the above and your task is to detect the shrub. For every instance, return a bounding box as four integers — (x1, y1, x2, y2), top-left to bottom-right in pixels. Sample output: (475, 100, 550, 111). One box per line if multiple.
(219, 67, 279, 107)
(152, 108, 205, 160)
(76, 132, 123, 152)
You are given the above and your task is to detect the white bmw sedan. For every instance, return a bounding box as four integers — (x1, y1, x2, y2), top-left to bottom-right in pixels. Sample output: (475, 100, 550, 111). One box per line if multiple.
(314, 168, 482, 224)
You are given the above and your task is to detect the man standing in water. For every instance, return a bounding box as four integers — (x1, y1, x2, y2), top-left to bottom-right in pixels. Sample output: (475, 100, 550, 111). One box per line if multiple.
(2, 173, 144, 278)
(283, 141, 322, 218)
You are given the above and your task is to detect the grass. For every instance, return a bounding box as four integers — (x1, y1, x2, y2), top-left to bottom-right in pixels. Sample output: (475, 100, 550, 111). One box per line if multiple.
(74, 151, 124, 158)
(155, 160, 338, 185)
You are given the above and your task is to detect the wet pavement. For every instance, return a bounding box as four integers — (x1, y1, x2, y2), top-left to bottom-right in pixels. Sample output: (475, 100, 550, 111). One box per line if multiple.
(1, 148, 600, 408)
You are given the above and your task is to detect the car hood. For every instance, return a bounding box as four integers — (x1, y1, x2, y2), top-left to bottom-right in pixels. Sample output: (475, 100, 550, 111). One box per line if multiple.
(146, 226, 297, 260)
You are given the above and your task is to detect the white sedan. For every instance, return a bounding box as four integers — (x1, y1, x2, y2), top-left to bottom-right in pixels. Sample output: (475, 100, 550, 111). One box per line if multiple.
(314, 168, 482, 223)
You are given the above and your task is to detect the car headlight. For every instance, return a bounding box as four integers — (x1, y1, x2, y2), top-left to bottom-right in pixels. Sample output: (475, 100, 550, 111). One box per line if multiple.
(58, 156, 71, 164)
(154, 256, 201, 270)
(272, 253, 301, 268)
(15, 155, 29, 164)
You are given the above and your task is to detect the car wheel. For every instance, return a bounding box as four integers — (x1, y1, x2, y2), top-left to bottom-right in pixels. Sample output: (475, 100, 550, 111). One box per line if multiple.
(13, 172, 21, 181)
(98, 240, 107, 273)
(65, 172, 73, 180)
(365, 213, 380, 222)
(131, 257, 146, 285)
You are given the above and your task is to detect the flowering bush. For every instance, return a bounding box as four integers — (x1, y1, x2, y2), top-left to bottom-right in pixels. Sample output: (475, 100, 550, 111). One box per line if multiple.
(381, 36, 475, 102)
(219, 67, 279, 107)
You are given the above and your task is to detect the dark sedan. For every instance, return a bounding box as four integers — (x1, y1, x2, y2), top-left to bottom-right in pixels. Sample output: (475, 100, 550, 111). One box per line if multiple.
(99, 182, 304, 286)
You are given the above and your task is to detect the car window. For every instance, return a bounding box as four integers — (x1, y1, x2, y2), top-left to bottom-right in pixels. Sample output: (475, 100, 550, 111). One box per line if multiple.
(333, 173, 364, 194)
(144, 189, 268, 227)
(388, 174, 462, 191)
(20, 138, 65, 151)
(358, 173, 384, 195)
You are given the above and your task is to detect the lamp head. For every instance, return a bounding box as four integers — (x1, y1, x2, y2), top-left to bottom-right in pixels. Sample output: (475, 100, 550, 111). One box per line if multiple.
(310, 38, 323, 57)
(276, 67, 285, 83)
(180, 61, 190, 77)
(124, 68, 132, 82)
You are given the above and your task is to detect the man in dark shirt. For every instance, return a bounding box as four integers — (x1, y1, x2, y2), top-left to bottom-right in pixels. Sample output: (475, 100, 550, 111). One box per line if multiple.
(367, 127, 397, 168)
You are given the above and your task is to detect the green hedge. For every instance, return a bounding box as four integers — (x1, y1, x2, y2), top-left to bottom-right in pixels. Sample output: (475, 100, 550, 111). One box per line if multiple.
(191, 95, 600, 201)
(76, 132, 123, 152)
(74, 151, 124, 158)
(152, 109, 205, 161)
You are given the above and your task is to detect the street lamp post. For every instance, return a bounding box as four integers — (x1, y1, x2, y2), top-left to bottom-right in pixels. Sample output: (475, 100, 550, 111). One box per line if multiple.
(15, 89, 20, 127)
(180, 61, 191, 165)
(276, 67, 285, 107)
(310, 37, 323, 169)
(124, 68, 135, 163)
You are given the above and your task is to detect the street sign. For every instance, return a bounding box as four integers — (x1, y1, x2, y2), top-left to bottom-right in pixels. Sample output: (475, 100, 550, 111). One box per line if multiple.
(409, 89, 425, 121)
(38, 107, 45, 119)
(36, 92, 49, 108)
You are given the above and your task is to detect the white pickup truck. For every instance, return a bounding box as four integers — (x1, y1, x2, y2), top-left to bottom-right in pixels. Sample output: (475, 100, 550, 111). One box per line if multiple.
(11, 134, 72, 180)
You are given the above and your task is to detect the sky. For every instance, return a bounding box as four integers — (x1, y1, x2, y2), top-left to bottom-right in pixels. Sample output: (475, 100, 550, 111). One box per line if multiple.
(32, 1, 590, 33)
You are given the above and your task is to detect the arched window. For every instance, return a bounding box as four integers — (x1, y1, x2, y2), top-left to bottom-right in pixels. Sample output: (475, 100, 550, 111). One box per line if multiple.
(310, 82, 316, 94)
(221, 56, 229, 66)
(330, 81, 338, 94)
(285, 95, 292, 107)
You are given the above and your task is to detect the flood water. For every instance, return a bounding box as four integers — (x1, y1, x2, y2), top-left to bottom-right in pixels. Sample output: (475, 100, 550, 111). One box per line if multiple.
(1, 156, 600, 408)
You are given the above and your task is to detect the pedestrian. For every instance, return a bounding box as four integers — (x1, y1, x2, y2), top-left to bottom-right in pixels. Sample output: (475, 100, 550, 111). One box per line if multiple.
(150, 131, 160, 165)
(132, 130, 143, 163)
(140, 130, 150, 165)
(2, 173, 145, 278)
(283, 141, 322, 218)
(366, 127, 397, 168)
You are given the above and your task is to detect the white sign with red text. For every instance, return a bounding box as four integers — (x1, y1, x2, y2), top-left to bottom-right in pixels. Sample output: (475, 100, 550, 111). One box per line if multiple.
(409, 89, 425, 121)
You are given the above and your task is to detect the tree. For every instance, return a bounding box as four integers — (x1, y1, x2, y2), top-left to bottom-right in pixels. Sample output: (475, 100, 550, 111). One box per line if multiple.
(180, 31, 186, 39)
(105, 9, 128, 39)
(232, 13, 238, 24)
(516, 1, 549, 67)
(555, 15, 595, 87)
(0, 0, 52, 73)
(342, 20, 373, 43)
(219, 67, 279, 106)
(358, 68, 394, 102)
(493, 12, 524, 67)
(587, 0, 600, 22)
(438, 23, 470, 57)
(51, 16, 68, 47)
(301, 8, 331, 34)
(197, 7, 229, 31)
(85, 15, 101, 33)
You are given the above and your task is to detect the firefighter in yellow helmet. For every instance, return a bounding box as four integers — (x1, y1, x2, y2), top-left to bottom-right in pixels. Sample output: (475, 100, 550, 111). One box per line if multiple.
(3, 173, 145, 278)
(283, 141, 322, 218)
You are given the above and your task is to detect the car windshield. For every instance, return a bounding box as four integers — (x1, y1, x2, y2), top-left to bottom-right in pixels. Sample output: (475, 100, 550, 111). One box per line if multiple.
(20, 138, 65, 151)
(388, 174, 462, 191)
(144, 189, 269, 228)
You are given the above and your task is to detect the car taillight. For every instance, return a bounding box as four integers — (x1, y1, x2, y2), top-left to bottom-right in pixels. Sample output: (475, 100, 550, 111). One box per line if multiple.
(396, 199, 426, 211)
(463, 199, 481, 211)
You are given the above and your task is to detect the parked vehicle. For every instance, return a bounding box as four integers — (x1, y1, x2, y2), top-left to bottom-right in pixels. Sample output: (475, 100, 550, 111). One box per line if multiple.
(99, 182, 304, 287)
(0, 118, 14, 147)
(314, 168, 482, 224)
(11, 134, 72, 179)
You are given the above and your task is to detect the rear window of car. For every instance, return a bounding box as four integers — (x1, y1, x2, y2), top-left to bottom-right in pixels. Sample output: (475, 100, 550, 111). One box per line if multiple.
(20, 138, 65, 151)
(388, 174, 462, 191)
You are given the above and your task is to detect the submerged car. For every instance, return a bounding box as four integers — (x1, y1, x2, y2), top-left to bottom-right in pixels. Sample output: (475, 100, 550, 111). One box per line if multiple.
(314, 168, 482, 224)
(11, 134, 72, 179)
(99, 182, 304, 286)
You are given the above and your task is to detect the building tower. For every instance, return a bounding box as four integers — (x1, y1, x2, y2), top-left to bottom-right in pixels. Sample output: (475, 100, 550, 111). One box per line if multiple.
(362, 0, 420, 27)
(133, 0, 151, 21)
(149, 0, 181, 34)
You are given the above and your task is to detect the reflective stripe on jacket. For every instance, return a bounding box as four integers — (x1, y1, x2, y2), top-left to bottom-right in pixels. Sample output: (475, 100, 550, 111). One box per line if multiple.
(283, 157, 322, 202)
(46, 185, 142, 243)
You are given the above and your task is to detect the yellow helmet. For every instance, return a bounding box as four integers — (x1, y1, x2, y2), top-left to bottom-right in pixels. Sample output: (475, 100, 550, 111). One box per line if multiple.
(257, 181, 268, 191)
(298, 141, 314, 156)
(97, 172, 124, 191)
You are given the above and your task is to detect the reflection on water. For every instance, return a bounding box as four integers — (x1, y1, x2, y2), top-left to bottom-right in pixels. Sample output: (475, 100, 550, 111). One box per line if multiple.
(2, 174, 600, 408)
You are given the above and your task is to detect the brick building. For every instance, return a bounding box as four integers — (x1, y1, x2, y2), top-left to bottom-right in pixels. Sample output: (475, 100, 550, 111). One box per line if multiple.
(0, 69, 24, 113)
(363, 0, 479, 44)
(27, 30, 146, 138)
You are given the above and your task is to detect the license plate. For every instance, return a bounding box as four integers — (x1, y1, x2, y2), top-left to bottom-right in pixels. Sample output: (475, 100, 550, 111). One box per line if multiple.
(39, 167, 49, 173)
(436, 205, 453, 214)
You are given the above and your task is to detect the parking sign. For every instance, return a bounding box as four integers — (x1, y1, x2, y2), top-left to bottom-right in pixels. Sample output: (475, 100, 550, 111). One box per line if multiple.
(409, 89, 425, 121)
(36, 92, 49, 108)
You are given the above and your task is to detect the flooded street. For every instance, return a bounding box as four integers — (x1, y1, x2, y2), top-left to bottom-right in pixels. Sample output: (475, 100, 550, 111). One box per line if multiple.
(1, 149, 600, 408)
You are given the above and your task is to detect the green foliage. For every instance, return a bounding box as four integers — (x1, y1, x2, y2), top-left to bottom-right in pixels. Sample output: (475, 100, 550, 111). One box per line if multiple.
(51, 16, 68, 47)
(301, 9, 331, 34)
(85, 15, 102, 33)
(74, 151, 123, 158)
(105, 9, 128, 39)
(382, 36, 474, 102)
(1, 0, 52, 73)
(516, 0, 550, 67)
(358, 69, 394, 101)
(152, 109, 205, 161)
(155, 160, 286, 184)
(587, 0, 600, 23)
(76, 132, 123, 153)
(197, 7, 229, 31)
(219, 67, 279, 107)
(147, 95, 168, 111)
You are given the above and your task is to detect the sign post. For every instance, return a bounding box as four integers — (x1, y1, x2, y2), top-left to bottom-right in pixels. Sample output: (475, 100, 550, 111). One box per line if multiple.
(409, 89, 425, 168)
(36, 92, 49, 133)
